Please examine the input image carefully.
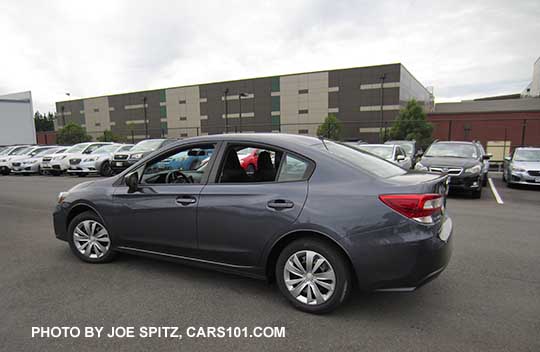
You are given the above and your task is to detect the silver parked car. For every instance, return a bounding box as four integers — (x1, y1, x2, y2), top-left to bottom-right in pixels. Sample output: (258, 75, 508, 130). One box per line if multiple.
(67, 144, 133, 177)
(347, 143, 412, 169)
(11, 146, 66, 175)
(49, 142, 112, 176)
(503, 147, 540, 187)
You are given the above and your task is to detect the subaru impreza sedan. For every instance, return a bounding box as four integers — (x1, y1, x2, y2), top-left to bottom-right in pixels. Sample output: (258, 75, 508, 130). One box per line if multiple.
(503, 147, 540, 187)
(53, 134, 452, 313)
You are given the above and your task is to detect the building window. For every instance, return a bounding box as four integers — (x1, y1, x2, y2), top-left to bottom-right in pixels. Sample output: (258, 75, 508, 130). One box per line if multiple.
(298, 89, 309, 94)
(271, 115, 280, 126)
(180, 133, 188, 137)
(159, 90, 166, 103)
(95, 122, 101, 127)
(271, 96, 280, 112)
(93, 108, 99, 112)
(298, 129, 309, 134)
(179, 99, 186, 104)
(298, 109, 308, 114)
(179, 116, 187, 121)
(271, 77, 280, 92)
(160, 106, 167, 118)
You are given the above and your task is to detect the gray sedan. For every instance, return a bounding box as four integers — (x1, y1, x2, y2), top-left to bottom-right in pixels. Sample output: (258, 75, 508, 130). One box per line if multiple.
(503, 147, 540, 187)
(53, 134, 452, 313)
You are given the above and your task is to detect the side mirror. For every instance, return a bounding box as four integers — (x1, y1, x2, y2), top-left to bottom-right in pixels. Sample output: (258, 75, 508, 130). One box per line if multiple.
(416, 150, 423, 157)
(504, 156, 511, 162)
(125, 171, 140, 193)
(482, 154, 492, 160)
(396, 155, 405, 162)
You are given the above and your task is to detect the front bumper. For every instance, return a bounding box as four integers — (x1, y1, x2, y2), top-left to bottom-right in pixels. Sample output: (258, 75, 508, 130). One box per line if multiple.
(53, 204, 69, 241)
(346, 216, 453, 292)
(508, 171, 540, 185)
(11, 163, 40, 173)
(67, 161, 99, 174)
(111, 159, 136, 173)
(448, 174, 482, 191)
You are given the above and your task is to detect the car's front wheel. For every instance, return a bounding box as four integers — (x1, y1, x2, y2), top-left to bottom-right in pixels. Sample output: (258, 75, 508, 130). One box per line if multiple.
(275, 238, 351, 314)
(68, 211, 116, 263)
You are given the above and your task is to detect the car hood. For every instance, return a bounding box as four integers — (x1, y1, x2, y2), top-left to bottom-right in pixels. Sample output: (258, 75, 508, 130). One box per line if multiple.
(419, 156, 480, 168)
(512, 160, 540, 170)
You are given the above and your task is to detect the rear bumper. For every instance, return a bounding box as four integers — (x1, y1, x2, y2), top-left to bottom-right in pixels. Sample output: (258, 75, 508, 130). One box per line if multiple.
(346, 216, 453, 292)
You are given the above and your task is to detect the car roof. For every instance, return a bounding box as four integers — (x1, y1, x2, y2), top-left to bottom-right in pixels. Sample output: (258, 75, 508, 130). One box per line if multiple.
(168, 133, 324, 148)
(515, 147, 540, 150)
(434, 141, 475, 145)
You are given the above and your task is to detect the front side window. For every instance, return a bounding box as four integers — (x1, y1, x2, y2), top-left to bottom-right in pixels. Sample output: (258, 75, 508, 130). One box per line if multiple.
(142, 144, 215, 184)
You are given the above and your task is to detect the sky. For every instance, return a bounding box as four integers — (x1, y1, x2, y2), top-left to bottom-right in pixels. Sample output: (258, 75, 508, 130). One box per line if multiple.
(1, 0, 539, 114)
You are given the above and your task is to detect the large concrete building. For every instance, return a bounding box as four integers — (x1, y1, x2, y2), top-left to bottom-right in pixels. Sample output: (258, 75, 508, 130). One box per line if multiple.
(55, 63, 433, 142)
(0, 91, 36, 145)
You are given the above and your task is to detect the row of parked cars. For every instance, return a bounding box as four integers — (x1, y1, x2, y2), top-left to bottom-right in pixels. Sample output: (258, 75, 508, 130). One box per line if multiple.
(0, 139, 178, 177)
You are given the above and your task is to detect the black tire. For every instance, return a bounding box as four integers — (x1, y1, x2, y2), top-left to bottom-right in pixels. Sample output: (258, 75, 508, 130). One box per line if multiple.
(471, 188, 482, 199)
(502, 172, 506, 182)
(482, 174, 488, 187)
(99, 161, 113, 177)
(77, 173, 88, 177)
(50, 170, 61, 176)
(275, 238, 352, 314)
(67, 211, 117, 263)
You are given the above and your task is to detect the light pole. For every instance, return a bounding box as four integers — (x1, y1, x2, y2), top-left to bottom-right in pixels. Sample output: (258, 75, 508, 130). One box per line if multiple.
(60, 105, 66, 126)
(238, 92, 248, 133)
(143, 96, 148, 139)
(224, 88, 229, 133)
(379, 73, 386, 143)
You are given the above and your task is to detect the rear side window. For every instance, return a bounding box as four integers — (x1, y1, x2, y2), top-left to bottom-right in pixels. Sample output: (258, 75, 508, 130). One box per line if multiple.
(278, 154, 310, 182)
(319, 141, 407, 178)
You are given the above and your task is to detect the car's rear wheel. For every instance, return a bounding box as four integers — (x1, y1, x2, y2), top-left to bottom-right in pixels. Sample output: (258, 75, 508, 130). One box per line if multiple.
(275, 238, 351, 314)
(68, 211, 116, 263)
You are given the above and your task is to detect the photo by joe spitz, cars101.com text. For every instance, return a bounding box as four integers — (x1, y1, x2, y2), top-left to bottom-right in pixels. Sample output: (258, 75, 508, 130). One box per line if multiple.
(2, 1, 540, 351)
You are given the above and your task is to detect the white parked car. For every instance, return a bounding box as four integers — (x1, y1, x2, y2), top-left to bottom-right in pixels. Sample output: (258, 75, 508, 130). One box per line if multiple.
(67, 143, 133, 177)
(12, 146, 67, 175)
(48, 142, 112, 176)
(1, 146, 56, 175)
(10, 145, 60, 175)
(346, 143, 413, 169)
(0, 145, 33, 174)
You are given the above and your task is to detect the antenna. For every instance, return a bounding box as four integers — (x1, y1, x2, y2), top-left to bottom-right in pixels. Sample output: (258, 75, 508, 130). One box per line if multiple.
(318, 136, 329, 150)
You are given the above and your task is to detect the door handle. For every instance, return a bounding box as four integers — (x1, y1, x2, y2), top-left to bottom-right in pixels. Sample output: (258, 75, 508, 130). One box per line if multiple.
(176, 196, 197, 205)
(267, 199, 294, 210)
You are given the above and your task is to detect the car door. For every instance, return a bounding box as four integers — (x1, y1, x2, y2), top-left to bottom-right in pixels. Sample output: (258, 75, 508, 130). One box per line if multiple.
(111, 142, 219, 256)
(197, 142, 312, 268)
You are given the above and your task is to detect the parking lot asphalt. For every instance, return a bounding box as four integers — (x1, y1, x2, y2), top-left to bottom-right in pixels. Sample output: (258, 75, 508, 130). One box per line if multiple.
(1, 174, 539, 351)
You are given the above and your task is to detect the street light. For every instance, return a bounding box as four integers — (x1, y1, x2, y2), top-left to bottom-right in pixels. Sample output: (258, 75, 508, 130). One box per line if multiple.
(379, 73, 387, 143)
(224, 88, 229, 133)
(143, 96, 148, 139)
(238, 92, 248, 133)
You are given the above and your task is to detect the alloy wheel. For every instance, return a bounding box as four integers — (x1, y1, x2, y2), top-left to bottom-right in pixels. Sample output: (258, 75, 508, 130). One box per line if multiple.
(283, 250, 336, 305)
(73, 220, 111, 259)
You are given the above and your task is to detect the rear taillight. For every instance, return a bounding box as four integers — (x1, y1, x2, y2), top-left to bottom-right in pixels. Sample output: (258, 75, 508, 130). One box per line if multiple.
(379, 194, 443, 224)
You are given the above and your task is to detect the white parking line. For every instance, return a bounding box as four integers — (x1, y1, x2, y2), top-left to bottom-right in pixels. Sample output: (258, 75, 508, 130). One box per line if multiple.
(488, 178, 504, 205)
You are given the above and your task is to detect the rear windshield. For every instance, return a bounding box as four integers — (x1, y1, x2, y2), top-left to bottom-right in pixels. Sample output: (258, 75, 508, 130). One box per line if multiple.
(317, 141, 407, 178)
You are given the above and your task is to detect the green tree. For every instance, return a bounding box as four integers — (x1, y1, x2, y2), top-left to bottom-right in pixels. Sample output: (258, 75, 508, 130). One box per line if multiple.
(388, 99, 433, 148)
(317, 114, 341, 140)
(34, 111, 55, 132)
(56, 122, 92, 145)
(97, 130, 125, 142)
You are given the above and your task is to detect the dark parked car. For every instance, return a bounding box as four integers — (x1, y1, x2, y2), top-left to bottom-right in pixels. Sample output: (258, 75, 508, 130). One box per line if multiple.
(415, 141, 491, 198)
(53, 134, 452, 313)
(111, 139, 175, 174)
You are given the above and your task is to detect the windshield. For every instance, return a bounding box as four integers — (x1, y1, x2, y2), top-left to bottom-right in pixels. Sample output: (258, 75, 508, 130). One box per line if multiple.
(354, 145, 394, 159)
(30, 148, 53, 156)
(425, 143, 478, 158)
(66, 143, 89, 154)
(130, 140, 164, 152)
(91, 145, 118, 154)
(318, 141, 406, 178)
(386, 141, 414, 155)
(514, 149, 540, 161)
(12, 147, 32, 155)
